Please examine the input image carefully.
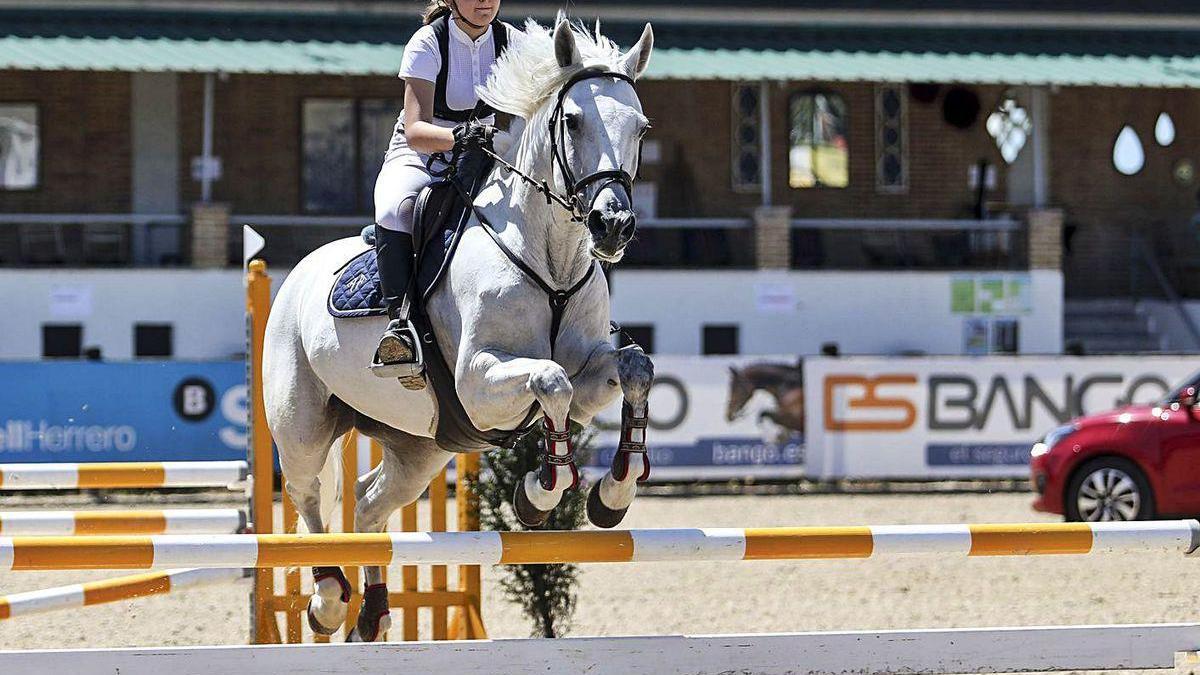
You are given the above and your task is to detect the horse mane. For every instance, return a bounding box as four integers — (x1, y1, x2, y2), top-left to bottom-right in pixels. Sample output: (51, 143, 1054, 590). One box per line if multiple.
(737, 362, 805, 388)
(477, 16, 625, 120)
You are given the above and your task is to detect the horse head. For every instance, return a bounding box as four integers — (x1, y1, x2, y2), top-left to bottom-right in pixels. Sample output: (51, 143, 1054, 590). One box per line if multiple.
(551, 21, 653, 263)
(726, 366, 755, 422)
(478, 18, 654, 266)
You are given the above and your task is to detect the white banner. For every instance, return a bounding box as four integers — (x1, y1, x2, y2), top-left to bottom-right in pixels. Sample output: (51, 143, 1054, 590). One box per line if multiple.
(804, 356, 1200, 479)
(588, 355, 804, 481)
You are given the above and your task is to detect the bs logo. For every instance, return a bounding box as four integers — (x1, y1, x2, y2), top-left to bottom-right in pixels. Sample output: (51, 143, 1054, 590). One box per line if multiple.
(173, 377, 217, 422)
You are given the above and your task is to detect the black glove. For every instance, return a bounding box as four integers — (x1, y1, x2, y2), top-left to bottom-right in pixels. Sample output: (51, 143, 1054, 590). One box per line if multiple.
(452, 122, 495, 155)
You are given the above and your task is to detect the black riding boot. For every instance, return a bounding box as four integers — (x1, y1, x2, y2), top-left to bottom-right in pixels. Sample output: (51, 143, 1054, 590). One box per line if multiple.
(371, 227, 425, 389)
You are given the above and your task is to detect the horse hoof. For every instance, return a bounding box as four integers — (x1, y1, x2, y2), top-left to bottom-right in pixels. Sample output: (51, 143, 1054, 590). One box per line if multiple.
(348, 584, 391, 642)
(513, 481, 551, 528)
(587, 481, 629, 529)
(307, 566, 350, 635)
(307, 602, 343, 636)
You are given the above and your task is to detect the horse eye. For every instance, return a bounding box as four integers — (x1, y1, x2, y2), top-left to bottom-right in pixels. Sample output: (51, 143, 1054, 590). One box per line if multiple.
(564, 113, 581, 132)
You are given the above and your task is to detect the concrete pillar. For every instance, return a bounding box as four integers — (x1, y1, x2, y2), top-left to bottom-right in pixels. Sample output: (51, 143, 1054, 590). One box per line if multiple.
(1027, 208, 1063, 270)
(753, 205, 792, 269)
(190, 202, 230, 268)
(131, 73, 180, 265)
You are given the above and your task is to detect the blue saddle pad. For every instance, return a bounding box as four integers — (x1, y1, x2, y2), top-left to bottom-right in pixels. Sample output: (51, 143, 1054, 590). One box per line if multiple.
(328, 249, 387, 318)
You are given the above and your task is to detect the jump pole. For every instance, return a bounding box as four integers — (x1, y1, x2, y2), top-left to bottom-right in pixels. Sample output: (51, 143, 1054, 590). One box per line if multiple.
(0, 567, 247, 620)
(3, 520, 1198, 570)
(0, 461, 248, 490)
(3, 623, 1199, 674)
(0, 508, 246, 535)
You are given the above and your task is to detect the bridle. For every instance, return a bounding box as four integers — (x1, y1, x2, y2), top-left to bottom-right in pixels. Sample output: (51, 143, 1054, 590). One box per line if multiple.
(481, 68, 642, 223)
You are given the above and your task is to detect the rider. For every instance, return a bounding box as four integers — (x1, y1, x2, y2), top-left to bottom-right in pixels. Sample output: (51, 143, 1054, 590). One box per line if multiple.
(372, 0, 515, 382)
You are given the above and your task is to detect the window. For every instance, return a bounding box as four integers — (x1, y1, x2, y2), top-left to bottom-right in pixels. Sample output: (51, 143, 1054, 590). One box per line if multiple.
(617, 324, 655, 354)
(42, 324, 82, 358)
(789, 92, 848, 189)
(731, 83, 762, 192)
(875, 85, 906, 193)
(992, 318, 1019, 354)
(302, 98, 401, 213)
(703, 325, 739, 355)
(135, 323, 173, 358)
(0, 103, 39, 190)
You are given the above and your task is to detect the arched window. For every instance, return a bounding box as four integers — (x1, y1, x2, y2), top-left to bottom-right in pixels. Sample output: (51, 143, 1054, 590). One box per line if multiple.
(789, 91, 849, 189)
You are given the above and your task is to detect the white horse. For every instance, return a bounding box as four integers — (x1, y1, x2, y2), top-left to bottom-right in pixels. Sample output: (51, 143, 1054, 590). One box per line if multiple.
(263, 18, 656, 642)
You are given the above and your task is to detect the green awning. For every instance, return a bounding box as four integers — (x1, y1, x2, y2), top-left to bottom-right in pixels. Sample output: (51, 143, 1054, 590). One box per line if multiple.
(6, 9, 1200, 87)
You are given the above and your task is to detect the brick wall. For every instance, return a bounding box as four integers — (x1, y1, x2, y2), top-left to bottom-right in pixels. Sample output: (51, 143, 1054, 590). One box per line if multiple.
(0, 71, 131, 213)
(177, 73, 405, 213)
(1050, 86, 1200, 297)
(638, 80, 1009, 220)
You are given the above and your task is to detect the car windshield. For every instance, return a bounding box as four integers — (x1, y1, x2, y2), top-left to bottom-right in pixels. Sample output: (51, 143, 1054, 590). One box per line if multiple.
(1161, 369, 1200, 404)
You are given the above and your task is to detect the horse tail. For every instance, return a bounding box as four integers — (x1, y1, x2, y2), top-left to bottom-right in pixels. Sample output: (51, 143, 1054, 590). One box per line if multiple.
(318, 437, 344, 527)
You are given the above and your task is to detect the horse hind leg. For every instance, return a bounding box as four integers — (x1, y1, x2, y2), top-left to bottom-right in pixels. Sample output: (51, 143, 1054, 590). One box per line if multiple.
(273, 393, 355, 637)
(348, 427, 454, 643)
(588, 347, 654, 528)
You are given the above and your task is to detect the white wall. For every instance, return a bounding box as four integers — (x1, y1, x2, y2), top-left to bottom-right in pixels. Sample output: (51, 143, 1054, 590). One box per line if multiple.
(609, 269, 1063, 355)
(1140, 299, 1200, 352)
(0, 269, 249, 360)
(0, 268, 1063, 360)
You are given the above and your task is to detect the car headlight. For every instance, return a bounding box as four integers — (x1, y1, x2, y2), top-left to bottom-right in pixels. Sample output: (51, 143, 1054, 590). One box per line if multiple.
(1032, 423, 1077, 457)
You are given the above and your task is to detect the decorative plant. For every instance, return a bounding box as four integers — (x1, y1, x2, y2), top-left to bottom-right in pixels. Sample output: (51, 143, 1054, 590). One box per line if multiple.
(467, 424, 593, 638)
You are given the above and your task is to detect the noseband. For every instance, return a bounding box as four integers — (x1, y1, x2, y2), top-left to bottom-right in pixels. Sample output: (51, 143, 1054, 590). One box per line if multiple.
(548, 69, 640, 221)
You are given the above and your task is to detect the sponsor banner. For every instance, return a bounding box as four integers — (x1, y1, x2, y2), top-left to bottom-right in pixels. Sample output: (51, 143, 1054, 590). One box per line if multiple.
(804, 356, 1200, 479)
(587, 356, 805, 482)
(0, 362, 246, 463)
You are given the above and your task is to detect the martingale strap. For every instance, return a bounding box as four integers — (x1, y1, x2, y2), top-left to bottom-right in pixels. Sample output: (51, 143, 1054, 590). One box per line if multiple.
(472, 204, 599, 358)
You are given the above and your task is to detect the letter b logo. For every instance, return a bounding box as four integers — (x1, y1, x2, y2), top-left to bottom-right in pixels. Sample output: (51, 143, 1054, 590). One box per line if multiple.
(174, 377, 216, 422)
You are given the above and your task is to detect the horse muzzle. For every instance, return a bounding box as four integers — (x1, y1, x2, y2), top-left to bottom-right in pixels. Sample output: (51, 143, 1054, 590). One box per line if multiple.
(587, 209, 636, 262)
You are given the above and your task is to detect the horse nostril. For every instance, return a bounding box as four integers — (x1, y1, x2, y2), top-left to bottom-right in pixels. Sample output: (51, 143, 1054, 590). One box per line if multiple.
(587, 210, 605, 235)
(617, 212, 637, 239)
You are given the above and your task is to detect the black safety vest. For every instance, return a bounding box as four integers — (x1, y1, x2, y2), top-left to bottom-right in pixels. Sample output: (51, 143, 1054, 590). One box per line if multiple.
(432, 15, 508, 123)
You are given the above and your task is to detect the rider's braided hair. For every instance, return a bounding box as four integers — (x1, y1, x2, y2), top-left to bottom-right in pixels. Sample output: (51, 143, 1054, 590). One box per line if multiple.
(422, 0, 452, 24)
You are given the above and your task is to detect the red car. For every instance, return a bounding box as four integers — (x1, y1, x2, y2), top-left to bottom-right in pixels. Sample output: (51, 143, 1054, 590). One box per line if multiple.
(1031, 375, 1200, 521)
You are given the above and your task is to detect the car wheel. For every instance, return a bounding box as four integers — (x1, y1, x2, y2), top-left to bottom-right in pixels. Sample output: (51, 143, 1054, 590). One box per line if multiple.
(1064, 457, 1156, 522)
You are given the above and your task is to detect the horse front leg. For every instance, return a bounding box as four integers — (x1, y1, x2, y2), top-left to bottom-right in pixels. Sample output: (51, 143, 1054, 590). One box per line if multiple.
(460, 349, 579, 528)
(582, 346, 654, 529)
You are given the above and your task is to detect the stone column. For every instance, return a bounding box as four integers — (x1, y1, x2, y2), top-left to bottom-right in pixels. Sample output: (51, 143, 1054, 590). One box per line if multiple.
(753, 206, 793, 270)
(1027, 208, 1063, 270)
(190, 202, 230, 268)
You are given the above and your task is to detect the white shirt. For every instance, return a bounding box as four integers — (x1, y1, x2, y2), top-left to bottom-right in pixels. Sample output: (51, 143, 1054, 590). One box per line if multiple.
(398, 19, 513, 127)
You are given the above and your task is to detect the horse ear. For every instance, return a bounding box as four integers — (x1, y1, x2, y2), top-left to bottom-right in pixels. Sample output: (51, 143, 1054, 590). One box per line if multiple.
(554, 19, 581, 69)
(620, 23, 654, 80)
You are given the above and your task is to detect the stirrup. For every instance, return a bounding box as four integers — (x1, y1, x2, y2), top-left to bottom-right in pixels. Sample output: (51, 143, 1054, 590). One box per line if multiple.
(370, 321, 426, 390)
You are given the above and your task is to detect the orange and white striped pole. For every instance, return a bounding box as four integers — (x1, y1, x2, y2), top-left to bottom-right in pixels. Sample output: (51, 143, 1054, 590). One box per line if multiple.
(0, 509, 246, 535)
(0, 461, 248, 490)
(2, 521, 1197, 571)
(0, 567, 246, 620)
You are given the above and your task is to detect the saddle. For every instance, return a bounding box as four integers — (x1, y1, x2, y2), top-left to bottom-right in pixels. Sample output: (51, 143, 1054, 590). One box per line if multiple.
(328, 148, 538, 453)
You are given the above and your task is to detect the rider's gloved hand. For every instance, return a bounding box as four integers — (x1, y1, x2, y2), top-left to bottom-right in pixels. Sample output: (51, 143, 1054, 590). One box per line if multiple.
(452, 121, 496, 155)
